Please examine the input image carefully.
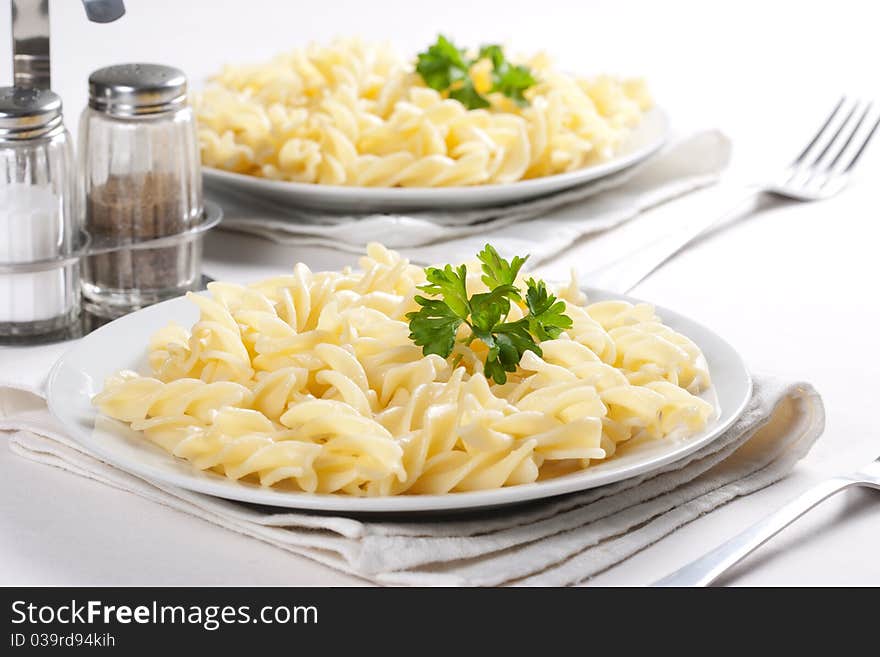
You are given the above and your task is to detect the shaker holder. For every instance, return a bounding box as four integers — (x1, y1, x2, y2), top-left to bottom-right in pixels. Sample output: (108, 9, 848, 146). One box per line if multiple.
(0, 201, 221, 275)
(0, 229, 90, 275)
(83, 199, 222, 258)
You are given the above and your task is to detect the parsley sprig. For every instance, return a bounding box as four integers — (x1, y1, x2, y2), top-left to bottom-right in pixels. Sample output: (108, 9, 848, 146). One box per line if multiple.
(415, 36, 537, 110)
(406, 245, 573, 384)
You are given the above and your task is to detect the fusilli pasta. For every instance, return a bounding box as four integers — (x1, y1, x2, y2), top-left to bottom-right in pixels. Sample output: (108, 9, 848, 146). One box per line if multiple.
(195, 39, 651, 186)
(93, 244, 714, 496)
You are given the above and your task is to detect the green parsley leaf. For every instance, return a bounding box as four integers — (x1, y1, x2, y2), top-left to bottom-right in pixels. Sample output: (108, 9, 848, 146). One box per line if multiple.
(482, 350, 508, 385)
(495, 319, 542, 357)
(483, 321, 539, 384)
(406, 297, 464, 358)
(493, 63, 537, 107)
(448, 83, 491, 110)
(415, 35, 470, 91)
(469, 284, 519, 333)
(477, 45, 505, 70)
(525, 278, 574, 341)
(477, 44, 535, 106)
(485, 332, 517, 384)
(418, 264, 470, 318)
(477, 244, 528, 299)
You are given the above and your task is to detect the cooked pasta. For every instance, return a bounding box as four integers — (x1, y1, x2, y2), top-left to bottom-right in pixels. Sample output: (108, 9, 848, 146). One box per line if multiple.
(194, 39, 651, 187)
(93, 244, 714, 496)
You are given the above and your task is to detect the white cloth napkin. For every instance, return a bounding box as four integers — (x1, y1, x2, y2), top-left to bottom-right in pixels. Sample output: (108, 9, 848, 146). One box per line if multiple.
(211, 130, 731, 265)
(0, 373, 824, 586)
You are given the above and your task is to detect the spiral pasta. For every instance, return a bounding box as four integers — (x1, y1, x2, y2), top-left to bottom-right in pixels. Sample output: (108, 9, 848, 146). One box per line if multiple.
(93, 244, 714, 496)
(194, 39, 651, 187)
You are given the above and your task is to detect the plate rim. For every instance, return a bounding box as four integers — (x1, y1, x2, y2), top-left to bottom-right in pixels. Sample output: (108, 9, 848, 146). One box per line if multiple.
(202, 106, 669, 210)
(46, 286, 751, 514)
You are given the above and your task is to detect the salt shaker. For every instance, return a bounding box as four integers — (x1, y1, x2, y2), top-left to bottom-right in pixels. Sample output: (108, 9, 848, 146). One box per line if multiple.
(0, 86, 82, 340)
(79, 63, 215, 315)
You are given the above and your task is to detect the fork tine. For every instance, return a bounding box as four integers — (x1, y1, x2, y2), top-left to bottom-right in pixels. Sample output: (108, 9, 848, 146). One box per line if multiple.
(843, 110, 880, 173)
(826, 102, 873, 171)
(791, 96, 846, 166)
(807, 99, 860, 171)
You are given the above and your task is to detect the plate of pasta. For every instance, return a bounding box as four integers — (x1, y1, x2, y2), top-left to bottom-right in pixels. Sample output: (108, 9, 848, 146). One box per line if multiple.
(196, 37, 667, 211)
(47, 244, 751, 513)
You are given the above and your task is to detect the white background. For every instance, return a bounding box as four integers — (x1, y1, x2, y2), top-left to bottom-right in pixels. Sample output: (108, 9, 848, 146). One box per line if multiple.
(2, 0, 880, 585)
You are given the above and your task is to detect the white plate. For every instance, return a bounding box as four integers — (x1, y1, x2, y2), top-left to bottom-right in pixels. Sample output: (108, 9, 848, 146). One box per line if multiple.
(47, 287, 750, 514)
(202, 107, 669, 213)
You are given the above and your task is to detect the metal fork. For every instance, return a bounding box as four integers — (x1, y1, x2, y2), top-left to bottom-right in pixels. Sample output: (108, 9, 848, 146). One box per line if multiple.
(653, 456, 880, 586)
(588, 97, 880, 294)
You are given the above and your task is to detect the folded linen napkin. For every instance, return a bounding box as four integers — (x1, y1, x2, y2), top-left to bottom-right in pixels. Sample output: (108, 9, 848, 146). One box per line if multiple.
(0, 374, 823, 586)
(211, 130, 731, 265)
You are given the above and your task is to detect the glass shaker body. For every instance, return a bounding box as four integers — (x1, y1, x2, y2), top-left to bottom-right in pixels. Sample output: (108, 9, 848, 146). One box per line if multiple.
(0, 88, 80, 339)
(79, 64, 203, 313)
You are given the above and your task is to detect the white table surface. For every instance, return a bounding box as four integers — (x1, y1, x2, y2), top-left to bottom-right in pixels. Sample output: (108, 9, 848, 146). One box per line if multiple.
(2, 0, 880, 586)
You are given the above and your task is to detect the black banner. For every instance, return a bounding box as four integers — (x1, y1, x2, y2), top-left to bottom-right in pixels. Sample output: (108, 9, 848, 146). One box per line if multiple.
(0, 586, 864, 651)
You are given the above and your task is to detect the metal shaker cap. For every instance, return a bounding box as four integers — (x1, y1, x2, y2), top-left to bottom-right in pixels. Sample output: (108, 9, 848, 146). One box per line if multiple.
(0, 86, 63, 140)
(88, 63, 187, 116)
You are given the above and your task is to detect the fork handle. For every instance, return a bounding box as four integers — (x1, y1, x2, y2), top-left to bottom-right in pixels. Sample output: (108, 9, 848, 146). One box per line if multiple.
(586, 189, 768, 294)
(652, 476, 857, 586)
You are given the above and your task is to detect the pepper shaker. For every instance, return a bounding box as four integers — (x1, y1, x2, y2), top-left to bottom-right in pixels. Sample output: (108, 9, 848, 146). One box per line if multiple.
(79, 63, 214, 315)
(0, 86, 82, 340)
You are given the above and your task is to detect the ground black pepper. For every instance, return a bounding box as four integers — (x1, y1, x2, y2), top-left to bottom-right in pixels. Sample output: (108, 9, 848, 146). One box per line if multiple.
(84, 172, 193, 292)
